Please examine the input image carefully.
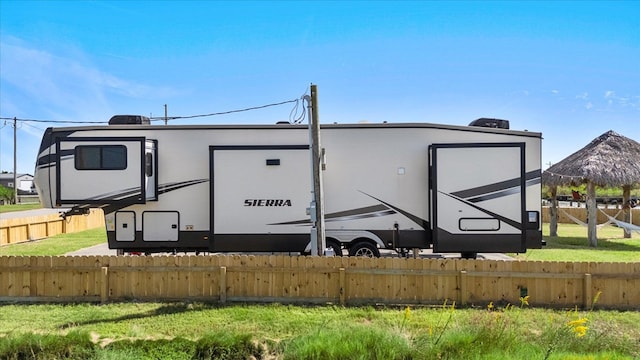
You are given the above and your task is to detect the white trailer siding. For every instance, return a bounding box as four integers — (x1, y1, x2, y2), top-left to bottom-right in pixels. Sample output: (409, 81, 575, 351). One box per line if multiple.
(34, 122, 542, 255)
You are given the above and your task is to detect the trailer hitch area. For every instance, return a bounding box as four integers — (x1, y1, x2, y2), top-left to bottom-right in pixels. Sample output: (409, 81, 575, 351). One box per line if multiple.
(60, 207, 90, 220)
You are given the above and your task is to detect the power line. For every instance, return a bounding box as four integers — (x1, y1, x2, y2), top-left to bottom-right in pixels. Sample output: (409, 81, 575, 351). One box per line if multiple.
(0, 97, 301, 125)
(0, 117, 105, 124)
(20, 121, 45, 132)
(150, 99, 299, 121)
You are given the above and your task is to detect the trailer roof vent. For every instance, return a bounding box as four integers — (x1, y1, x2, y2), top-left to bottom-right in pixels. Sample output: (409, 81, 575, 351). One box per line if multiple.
(469, 118, 509, 129)
(108, 115, 151, 125)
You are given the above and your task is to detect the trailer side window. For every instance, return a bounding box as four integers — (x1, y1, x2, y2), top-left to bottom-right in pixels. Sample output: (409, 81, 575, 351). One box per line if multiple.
(75, 145, 127, 170)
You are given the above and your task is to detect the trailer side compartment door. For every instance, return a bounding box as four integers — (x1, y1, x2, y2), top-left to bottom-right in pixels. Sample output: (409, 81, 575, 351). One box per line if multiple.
(143, 211, 179, 241)
(430, 143, 526, 253)
(56, 137, 146, 205)
(115, 211, 136, 241)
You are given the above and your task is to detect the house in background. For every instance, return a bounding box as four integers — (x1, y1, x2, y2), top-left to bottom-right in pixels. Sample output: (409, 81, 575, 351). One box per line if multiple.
(0, 173, 39, 204)
(0, 172, 36, 193)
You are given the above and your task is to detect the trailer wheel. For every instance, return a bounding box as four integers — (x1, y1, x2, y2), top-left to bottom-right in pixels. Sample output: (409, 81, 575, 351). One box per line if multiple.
(326, 239, 342, 256)
(349, 241, 380, 258)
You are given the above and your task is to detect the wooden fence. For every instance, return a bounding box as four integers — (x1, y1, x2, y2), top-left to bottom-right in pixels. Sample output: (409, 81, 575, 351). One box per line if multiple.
(542, 207, 639, 226)
(0, 255, 638, 309)
(0, 209, 104, 246)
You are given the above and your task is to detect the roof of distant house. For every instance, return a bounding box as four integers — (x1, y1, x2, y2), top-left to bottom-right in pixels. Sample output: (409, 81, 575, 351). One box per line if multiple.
(0, 173, 33, 179)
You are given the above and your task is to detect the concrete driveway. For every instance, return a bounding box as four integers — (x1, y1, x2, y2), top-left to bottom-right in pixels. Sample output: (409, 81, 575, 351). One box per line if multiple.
(65, 243, 514, 260)
(0, 208, 69, 220)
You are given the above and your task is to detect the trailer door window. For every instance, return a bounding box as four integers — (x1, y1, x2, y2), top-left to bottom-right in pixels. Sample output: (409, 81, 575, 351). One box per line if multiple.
(75, 145, 127, 170)
(145, 152, 153, 176)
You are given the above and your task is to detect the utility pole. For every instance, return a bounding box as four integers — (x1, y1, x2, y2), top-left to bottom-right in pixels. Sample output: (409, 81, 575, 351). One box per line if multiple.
(164, 104, 168, 125)
(307, 85, 326, 256)
(13, 117, 17, 204)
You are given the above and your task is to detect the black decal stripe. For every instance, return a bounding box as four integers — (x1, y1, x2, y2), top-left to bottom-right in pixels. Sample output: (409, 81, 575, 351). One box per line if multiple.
(89, 185, 145, 201)
(452, 170, 540, 202)
(439, 191, 522, 230)
(526, 177, 541, 187)
(37, 149, 74, 167)
(325, 204, 390, 219)
(327, 209, 396, 222)
(527, 170, 542, 180)
(74, 180, 208, 214)
(158, 179, 208, 194)
(269, 205, 396, 226)
(101, 198, 146, 214)
(36, 162, 55, 170)
(36, 128, 75, 156)
(76, 187, 141, 201)
(270, 219, 310, 226)
(451, 178, 520, 199)
(467, 187, 521, 203)
(360, 191, 429, 230)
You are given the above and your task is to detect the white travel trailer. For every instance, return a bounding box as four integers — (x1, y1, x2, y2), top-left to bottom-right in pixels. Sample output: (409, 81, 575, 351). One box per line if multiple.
(34, 118, 543, 257)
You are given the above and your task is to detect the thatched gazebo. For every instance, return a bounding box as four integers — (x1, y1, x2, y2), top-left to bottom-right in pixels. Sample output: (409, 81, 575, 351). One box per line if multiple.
(542, 130, 640, 246)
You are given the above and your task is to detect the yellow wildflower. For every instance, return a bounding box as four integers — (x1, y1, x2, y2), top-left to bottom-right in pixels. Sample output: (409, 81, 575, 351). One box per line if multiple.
(404, 306, 411, 321)
(573, 325, 588, 337)
(567, 317, 589, 337)
(519, 295, 530, 307)
(567, 318, 588, 327)
(487, 301, 494, 311)
(592, 291, 602, 307)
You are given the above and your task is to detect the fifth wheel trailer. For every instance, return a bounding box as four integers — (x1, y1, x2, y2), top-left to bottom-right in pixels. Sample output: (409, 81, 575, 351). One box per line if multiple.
(34, 119, 543, 257)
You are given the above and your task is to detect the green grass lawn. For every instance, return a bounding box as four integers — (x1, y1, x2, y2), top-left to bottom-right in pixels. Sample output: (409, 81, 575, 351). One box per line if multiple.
(0, 227, 106, 256)
(0, 302, 638, 359)
(0, 202, 42, 213)
(513, 223, 640, 262)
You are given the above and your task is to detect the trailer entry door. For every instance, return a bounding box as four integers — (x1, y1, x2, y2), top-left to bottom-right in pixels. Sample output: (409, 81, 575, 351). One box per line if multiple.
(430, 143, 526, 253)
(56, 137, 146, 205)
(209, 145, 310, 252)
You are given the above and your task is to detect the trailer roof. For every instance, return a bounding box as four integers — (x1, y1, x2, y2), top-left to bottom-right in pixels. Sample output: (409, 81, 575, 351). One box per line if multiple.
(47, 122, 542, 138)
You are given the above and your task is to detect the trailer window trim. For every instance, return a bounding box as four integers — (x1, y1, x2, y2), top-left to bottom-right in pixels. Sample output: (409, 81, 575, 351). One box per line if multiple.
(75, 145, 128, 170)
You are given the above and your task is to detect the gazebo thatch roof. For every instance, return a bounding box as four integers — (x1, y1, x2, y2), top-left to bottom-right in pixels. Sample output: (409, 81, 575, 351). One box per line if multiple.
(542, 130, 640, 187)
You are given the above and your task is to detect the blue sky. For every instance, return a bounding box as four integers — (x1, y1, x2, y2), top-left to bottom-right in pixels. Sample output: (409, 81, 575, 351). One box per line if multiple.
(1, 1, 639, 175)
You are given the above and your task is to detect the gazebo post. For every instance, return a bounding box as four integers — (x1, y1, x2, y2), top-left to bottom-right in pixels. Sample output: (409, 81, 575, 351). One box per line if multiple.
(550, 185, 558, 237)
(586, 181, 597, 247)
(623, 185, 631, 239)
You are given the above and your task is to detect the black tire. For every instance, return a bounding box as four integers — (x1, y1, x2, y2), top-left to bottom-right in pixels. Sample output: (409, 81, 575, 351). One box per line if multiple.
(349, 241, 380, 258)
(326, 239, 342, 256)
(461, 252, 477, 259)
